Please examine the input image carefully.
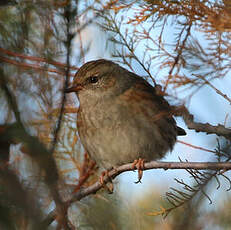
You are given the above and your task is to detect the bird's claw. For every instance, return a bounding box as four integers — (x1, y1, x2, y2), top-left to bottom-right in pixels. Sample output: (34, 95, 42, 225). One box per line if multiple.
(99, 170, 114, 194)
(131, 158, 145, 183)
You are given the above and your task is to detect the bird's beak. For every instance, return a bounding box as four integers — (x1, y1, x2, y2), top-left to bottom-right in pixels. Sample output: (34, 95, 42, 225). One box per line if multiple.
(65, 84, 83, 93)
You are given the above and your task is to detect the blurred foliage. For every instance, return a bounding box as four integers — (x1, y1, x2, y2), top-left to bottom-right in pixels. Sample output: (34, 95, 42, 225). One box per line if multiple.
(68, 184, 231, 230)
(0, 0, 231, 229)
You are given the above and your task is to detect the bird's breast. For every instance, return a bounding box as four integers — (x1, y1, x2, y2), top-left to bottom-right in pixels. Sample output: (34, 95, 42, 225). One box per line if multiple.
(77, 95, 177, 169)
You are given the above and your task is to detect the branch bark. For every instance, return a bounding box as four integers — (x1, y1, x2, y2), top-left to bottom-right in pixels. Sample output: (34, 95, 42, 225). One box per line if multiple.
(174, 106, 231, 140)
(44, 160, 231, 226)
(71, 160, 231, 202)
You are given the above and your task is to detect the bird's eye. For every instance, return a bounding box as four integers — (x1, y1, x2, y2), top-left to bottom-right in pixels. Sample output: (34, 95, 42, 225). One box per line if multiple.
(88, 76, 99, 84)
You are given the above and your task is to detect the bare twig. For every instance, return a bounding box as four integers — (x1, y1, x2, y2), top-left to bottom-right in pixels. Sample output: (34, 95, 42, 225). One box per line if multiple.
(50, 5, 73, 154)
(43, 159, 231, 225)
(0, 55, 75, 77)
(194, 74, 231, 104)
(0, 47, 79, 71)
(71, 160, 231, 200)
(164, 22, 192, 92)
(174, 106, 231, 140)
(177, 140, 217, 154)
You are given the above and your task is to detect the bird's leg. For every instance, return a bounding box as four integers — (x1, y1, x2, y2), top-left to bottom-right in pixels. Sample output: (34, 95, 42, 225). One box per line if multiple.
(131, 158, 145, 183)
(99, 169, 114, 194)
(73, 153, 96, 193)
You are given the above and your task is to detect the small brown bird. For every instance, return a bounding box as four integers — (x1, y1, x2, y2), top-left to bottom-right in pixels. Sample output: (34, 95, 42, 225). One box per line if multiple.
(66, 59, 185, 178)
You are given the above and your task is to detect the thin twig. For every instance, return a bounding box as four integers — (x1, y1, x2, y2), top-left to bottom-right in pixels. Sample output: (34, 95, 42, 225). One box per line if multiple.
(194, 74, 231, 104)
(164, 22, 192, 92)
(0, 55, 75, 77)
(177, 140, 217, 154)
(50, 6, 72, 154)
(0, 47, 79, 71)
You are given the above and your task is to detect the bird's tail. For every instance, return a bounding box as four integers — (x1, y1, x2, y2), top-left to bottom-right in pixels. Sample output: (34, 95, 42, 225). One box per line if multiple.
(177, 126, 186, 136)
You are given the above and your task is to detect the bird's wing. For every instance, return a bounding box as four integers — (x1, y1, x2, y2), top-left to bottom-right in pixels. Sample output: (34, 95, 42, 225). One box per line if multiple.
(119, 73, 186, 136)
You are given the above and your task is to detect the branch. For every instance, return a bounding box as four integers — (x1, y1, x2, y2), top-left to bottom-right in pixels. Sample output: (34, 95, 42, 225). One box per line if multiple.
(175, 106, 231, 140)
(0, 55, 75, 77)
(50, 4, 73, 154)
(164, 22, 192, 91)
(44, 160, 231, 225)
(194, 74, 231, 105)
(71, 161, 231, 201)
(0, 47, 79, 71)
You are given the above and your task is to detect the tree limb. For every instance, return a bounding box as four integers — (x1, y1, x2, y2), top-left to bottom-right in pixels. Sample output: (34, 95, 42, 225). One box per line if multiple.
(174, 106, 231, 140)
(71, 160, 231, 202)
(44, 160, 231, 226)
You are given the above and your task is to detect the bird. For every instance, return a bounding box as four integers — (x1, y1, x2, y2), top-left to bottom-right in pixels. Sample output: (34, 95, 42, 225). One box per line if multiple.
(65, 59, 186, 183)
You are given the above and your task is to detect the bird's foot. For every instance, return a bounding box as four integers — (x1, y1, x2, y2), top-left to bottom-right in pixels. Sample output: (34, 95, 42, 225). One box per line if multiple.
(131, 158, 145, 184)
(99, 170, 114, 194)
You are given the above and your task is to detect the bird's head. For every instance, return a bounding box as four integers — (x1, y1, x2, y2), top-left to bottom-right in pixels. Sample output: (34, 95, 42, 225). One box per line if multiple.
(66, 59, 119, 93)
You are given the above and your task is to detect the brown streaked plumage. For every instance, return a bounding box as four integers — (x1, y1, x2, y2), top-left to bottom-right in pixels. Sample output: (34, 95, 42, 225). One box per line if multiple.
(66, 59, 186, 170)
